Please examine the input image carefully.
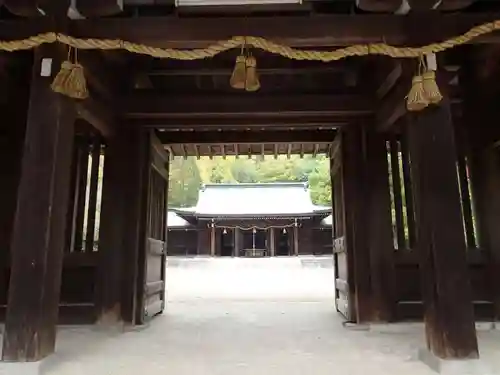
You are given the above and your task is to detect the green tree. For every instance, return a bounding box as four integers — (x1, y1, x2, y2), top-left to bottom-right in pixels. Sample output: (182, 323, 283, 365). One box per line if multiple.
(308, 156, 331, 205)
(168, 156, 202, 207)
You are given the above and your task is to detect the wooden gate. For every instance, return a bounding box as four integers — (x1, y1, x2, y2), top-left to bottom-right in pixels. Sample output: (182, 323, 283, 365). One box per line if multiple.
(330, 136, 356, 321)
(136, 131, 169, 324)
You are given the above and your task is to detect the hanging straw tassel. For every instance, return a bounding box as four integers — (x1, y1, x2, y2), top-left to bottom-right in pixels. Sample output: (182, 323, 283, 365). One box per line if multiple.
(406, 56, 429, 112)
(422, 70, 443, 105)
(406, 74, 429, 112)
(230, 54, 247, 90)
(51, 48, 89, 99)
(244, 55, 260, 92)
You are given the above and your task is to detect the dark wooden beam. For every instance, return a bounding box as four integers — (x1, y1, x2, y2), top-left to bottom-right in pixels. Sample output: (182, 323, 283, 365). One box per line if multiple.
(409, 0, 475, 11)
(157, 129, 337, 144)
(148, 64, 353, 77)
(2, 44, 76, 362)
(125, 94, 371, 118)
(4, 0, 42, 17)
(376, 61, 402, 100)
(356, 0, 402, 12)
(127, 116, 351, 129)
(70, 13, 500, 48)
(376, 72, 411, 132)
(75, 0, 123, 17)
(76, 96, 116, 138)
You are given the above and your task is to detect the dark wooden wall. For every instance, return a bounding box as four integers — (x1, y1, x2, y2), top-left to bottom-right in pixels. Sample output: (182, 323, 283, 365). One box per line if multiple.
(0, 127, 104, 324)
(384, 129, 496, 321)
(167, 229, 199, 255)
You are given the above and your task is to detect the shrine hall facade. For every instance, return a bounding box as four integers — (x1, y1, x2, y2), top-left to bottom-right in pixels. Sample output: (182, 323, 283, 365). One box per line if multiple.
(167, 182, 332, 257)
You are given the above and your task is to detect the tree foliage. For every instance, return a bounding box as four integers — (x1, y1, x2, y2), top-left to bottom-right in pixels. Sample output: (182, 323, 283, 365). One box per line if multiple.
(168, 157, 202, 207)
(168, 154, 332, 207)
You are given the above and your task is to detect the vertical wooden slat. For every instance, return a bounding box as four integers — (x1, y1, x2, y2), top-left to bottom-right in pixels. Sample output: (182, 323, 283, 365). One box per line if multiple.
(408, 101, 478, 359)
(2, 45, 75, 361)
(400, 130, 415, 248)
(85, 138, 101, 253)
(457, 156, 476, 248)
(73, 141, 89, 252)
(64, 137, 80, 253)
(389, 138, 406, 249)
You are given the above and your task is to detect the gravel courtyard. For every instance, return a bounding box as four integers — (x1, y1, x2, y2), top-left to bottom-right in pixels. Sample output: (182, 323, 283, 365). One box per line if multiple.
(9, 256, 500, 375)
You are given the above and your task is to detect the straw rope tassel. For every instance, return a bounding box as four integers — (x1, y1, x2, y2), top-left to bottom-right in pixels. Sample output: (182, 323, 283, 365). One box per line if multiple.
(244, 55, 260, 92)
(406, 57, 429, 112)
(230, 41, 248, 90)
(51, 47, 89, 99)
(406, 75, 429, 112)
(422, 53, 442, 105)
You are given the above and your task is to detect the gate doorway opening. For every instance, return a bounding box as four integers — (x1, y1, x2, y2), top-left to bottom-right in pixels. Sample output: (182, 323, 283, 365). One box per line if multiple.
(276, 228, 291, 256)
(219, 228, 234, 256)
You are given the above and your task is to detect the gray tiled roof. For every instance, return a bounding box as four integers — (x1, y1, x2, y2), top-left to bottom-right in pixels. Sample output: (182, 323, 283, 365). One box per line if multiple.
(172, 182, 331, 219)
(321, 215, 333, 226)
(167, 211, 190, 228)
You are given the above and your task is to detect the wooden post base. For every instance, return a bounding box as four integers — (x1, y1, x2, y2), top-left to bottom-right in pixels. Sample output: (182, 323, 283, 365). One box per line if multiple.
(418, 348, 493, 375)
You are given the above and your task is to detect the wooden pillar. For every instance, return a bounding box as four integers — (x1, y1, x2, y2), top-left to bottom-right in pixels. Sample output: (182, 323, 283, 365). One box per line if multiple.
(95, 131, 130, 324)
(365, 131, 396, 322)
(407, 101, 478, 359)
(197, 227, 210, 255)
(234, 228, 240, 257)
(2, 45, 76, 361)
(123, 129, 151, 324)
(210, 225, 216, 257)
(341, 124, 372, 323)
(269, 228, 276, 257)
(293, 224, 299, 256)
(0, 59, 30, 304)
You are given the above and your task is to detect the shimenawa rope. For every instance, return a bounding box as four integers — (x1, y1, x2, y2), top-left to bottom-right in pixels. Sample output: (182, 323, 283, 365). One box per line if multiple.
(3, 19, 499, 107)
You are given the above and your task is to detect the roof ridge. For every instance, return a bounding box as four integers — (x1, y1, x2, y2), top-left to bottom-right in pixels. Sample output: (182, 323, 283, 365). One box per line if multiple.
(202, 181, 308, 189)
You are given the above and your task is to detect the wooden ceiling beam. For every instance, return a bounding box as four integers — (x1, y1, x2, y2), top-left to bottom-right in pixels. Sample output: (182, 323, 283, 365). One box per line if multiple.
(157, 129, 337, 145)
(409, 0, 475, 11)
(356, 0, 402, 12)
(376, 61, 402, 100)
(5, 0, 43, 17)
(76, 97, 116, 138)
(75, 0, 123, 17)
(124, 94, 371, 118)
(126, 116, 353, 129)
(69, 13, 500, 48)
(148, 65, 352, 77)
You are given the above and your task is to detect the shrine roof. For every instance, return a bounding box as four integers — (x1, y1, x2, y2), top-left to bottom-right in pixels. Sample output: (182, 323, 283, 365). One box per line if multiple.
(167, 211, 191, 228)
(171, 182, 331, 220)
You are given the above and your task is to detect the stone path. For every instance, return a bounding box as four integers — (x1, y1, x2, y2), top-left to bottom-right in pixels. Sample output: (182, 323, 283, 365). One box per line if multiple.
(11, 256, 500, 374)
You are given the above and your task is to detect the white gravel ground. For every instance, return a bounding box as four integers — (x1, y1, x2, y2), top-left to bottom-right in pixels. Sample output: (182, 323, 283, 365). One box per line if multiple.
(4, 256, 500, 375)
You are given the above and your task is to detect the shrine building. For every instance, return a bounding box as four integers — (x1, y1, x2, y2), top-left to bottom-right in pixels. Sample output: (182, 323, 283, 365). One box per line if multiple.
(167, 182, 332, 257)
